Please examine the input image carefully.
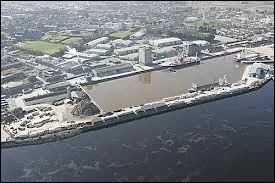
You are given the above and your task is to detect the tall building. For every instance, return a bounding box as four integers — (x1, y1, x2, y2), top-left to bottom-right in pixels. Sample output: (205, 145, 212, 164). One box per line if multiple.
(139, 46, 152, 66)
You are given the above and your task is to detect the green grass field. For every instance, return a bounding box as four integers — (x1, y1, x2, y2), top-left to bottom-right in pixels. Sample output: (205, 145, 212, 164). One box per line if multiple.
(140, 28, 146, 33)
(16, 41, 67, 55)
(110, 30, 134, 39)
(60, 37, 84, 46)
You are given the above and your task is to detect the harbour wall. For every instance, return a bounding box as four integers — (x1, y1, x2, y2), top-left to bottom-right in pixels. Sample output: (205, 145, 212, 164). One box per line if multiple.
(83, 50, 242, 86)
(2, 77, 271, 149)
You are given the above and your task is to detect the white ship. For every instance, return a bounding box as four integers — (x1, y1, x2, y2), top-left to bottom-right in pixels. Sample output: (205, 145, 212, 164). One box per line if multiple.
(234, 50, 260, 62)
(162, 53, 200, 69)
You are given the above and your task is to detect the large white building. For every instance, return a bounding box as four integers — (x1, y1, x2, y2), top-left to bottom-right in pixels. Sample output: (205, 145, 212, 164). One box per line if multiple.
(92, 63, 134, 77)
(130, 31, 145, 40)
(149, 37, 182, 47)
(139, 46, 152, 66)
(114, 46, 139, 56)
(110, 39, 133, 48)
(95, 44, 113, 50)
(85, 37, 109, 48)
(192, 40, 210, 48)
(86, 48, 110, 56)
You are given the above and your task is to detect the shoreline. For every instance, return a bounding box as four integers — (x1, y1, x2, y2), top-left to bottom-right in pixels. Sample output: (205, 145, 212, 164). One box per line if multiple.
(1, 75, 272, 149)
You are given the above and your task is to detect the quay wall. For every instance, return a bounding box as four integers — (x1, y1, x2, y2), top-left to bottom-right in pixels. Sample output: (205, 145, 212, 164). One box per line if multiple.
(83, 50, 241, 86)
(2, 77, 271, 149)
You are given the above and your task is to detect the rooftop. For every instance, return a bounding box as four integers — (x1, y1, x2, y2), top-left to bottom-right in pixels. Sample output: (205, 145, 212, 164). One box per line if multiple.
(114, 45, 140, 52)
(192, 40, 210, 46)
(214, 35, 238, 43)
(151, 37, 182, 45)
(86, 37, 109, 46)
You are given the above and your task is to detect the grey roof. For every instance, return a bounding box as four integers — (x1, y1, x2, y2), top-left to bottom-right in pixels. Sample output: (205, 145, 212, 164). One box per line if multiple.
(88, 49, 110, 54)
(47, 82, 70, 89)
(93, 63, 133, 73)
(114, 46, 139, 53)
(214, 35, 238, 43)
(86, 37, 109, 46)
(95, 44, 113, 49)
(182, 41, 195, 46)
(151, 37, 182, 45)
(192, 40, 210, 46)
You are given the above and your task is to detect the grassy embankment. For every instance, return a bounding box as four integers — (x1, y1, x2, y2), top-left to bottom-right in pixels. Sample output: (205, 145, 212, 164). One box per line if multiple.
(16, 32, 85, 56)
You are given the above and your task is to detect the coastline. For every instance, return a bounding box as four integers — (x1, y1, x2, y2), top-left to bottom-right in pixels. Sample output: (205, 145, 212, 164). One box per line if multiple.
(1, 75, 272, 149)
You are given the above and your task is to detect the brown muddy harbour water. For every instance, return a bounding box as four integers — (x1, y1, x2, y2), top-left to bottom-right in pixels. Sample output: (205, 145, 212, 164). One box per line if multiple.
(84, 54, 245, 112)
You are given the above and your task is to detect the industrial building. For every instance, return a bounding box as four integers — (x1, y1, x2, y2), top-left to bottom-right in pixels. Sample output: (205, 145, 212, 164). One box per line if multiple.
(86, 48, 110, 56)
(76, 52, 100, 60)
(1, 70, 25, 84)
(62, 52, 100, 62)
(182, 41, 202, 56)
(152, 46, 178, 60)
(92, 63, 134, 77)
(1, 80, 41, 97)
(192, 40, 211, 50)
(119, 53, 139, 61)
(149, 37, 182, 47)
(62, 53, 76, 59)
(114, 46, 139, 56)
(44, 81, 71, 92)
(56, 60, 82, 72)
(37, 69, 66, 84)
(110, 39, 124, 47)
(248, 63, 271, 79)
(130, 31, 145, 40)
(110, 39, 133, 48)
(139, 46, 152, 66)
(88, 62, 108, 70)
(95, 44, 113, 50)
(85, 37, 109, 48)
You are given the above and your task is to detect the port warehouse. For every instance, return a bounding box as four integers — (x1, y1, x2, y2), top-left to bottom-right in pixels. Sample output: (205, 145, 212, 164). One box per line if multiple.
(114, 46, 140, 56)
(113, 39, 209, 57)
(86, 48, 111, 56)
(149, 37, 182, 47)
(92, 63, 134, 77)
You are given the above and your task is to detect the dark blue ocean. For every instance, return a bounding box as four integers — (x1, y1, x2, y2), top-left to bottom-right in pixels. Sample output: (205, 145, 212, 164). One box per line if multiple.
(1, 81, 274, 182)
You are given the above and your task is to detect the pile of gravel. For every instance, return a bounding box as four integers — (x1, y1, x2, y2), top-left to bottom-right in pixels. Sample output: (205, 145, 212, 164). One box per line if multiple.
(71, 99, 100, 117)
